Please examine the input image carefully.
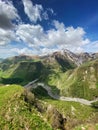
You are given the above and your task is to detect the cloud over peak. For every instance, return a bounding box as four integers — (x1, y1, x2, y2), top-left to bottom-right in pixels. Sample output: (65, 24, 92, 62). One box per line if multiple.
(16, 20, 90, 54)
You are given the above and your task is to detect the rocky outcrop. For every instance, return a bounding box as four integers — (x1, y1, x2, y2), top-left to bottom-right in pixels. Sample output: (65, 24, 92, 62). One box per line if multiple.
(46, 104, 66, 130)
(78, 52, 98, 64)
(23, 89, 67, 130)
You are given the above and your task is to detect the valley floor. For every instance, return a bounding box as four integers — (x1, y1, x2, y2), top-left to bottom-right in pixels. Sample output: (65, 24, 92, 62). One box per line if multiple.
(25, 80, 98, 106)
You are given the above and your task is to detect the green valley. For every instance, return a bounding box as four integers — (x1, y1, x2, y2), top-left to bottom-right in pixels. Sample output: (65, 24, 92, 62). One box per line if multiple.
(0, 51, 98, 130)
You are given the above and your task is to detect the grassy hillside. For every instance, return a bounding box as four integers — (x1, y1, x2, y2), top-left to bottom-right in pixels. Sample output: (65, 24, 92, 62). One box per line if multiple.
(0, 56, 98, 129)
(47, 60, 98, 100)
(0, 55, 98, 101)
(44, 99, 98, 130)
(1, 85, 98, 130)
(0, 53, 76, 86)
(0, 56, 98, 100)
(0, 61, 46, 85)
(0, 85, 53, 130)
(0, 55, 41, 83)
(0, 85, 67, 130)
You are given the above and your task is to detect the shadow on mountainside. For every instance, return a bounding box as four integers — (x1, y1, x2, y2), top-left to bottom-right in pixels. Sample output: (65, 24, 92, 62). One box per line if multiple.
(55, 56, 75, 72)
(31, 85, 60, 100)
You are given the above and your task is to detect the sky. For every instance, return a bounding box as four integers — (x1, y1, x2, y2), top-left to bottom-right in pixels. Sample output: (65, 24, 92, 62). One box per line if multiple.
(0, 0, 98, 58)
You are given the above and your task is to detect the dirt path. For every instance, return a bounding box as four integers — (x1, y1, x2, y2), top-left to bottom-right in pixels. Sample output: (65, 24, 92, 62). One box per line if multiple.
(25, 81, 98, 106)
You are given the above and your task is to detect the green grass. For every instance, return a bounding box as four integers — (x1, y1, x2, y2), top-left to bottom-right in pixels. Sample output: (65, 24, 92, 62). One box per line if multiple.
(0, 85, 97, 130)
(96, 83, 98, 88)
(0, 63, 18, 78)
(46, 60, 98, 100)
(47, 70, 75, 95)
(0, 61, 45, 85)
(43, 99, 98, 129)
(74, 123, 98, 130)
(44, 99, 95, 120)
(0, 85, 23, 107)
(0, 85, 52, 130)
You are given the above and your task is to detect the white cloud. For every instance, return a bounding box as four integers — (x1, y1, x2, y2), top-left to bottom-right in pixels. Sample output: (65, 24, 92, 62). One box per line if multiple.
(0, 0, 96, 58)
(0, 44, 18, 58)
(0, 28, 17, 45)
(53, 20, 65, 30)
(40, 48, 58, 56)
(0, 0, 20, 29)
(84, 41, 98, 52)
(12, 47, 33, 55)
(16, 21, 90, 54)
(0, 0, 20, 46)
(22, 0, 44, 23)
(42, 21, 90, 49)
(16, 24, 44, 46)
(0, 0, 19, 20)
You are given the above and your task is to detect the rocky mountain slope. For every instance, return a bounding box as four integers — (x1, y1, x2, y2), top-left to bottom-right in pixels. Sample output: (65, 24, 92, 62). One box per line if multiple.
(41, 49, 98, 66)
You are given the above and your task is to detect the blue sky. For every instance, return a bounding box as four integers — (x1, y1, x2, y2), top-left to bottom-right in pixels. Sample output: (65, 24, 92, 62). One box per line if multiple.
(0, 0, 98, 58)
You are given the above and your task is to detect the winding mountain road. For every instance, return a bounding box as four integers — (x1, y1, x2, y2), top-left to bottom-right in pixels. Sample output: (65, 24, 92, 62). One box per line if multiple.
(25, 81, 98, 106)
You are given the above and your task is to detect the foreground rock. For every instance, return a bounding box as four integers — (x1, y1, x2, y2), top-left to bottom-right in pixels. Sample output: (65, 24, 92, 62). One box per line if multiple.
(47, 104, 66, 130)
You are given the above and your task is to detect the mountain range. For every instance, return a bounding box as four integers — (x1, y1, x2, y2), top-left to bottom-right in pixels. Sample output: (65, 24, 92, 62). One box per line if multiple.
(0, 50, 98, 130)
(0, 50, 98, 100)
